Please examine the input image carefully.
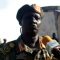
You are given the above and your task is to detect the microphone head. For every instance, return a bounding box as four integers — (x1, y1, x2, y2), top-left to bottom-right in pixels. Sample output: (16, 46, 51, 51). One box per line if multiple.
(42, 35, 59, 54)
(42, 35, 53, 46)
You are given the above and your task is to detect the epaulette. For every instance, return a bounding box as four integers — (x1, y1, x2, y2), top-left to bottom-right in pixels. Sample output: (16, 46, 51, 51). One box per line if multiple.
(0, 41, 15, 55)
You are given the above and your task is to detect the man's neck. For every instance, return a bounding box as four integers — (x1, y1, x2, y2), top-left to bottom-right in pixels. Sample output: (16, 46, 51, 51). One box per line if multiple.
(21, 34, 39, 48)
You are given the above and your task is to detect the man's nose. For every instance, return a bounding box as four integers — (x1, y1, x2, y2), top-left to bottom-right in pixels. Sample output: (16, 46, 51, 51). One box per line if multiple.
(32, 18, 37, 24)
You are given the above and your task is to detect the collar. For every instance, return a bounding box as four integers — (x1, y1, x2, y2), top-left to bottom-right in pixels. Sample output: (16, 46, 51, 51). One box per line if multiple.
(17, 35, 45, 53)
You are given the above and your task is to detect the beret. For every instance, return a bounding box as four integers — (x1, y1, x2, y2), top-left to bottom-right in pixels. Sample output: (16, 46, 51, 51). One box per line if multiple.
(16, 4, 44, 25)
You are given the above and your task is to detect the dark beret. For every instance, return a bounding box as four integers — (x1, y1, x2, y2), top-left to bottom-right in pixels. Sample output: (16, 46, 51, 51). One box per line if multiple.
(16, 4, 44, 26)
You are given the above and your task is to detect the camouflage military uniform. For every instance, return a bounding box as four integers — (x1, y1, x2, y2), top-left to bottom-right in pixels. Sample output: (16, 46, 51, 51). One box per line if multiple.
(0, 36, 57, 60)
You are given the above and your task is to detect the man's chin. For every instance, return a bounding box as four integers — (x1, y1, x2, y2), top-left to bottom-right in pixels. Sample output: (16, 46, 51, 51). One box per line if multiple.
(25, 29, 38, 36)
(30, 32, 37, 37)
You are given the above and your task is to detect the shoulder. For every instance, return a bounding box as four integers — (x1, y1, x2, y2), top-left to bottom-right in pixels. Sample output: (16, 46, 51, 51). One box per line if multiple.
(0, 40, 16, 47)
(0, 40, 17, 55)
(7, 40, 16, 48)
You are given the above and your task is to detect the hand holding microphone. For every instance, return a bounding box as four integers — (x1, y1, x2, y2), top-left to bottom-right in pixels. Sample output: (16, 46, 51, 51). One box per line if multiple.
(51, 45, 60, 59)
(42, 35, 60, 59)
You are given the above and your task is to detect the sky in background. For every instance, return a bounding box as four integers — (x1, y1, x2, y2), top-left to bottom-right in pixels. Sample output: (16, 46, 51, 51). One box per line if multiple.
(0, 0, 60, 43)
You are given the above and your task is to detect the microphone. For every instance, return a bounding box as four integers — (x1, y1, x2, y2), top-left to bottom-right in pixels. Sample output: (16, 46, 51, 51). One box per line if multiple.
(42, 35, 59, 54)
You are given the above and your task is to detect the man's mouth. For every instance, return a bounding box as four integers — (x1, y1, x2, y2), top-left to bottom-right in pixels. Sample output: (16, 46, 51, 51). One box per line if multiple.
(33, 24, 37, 28)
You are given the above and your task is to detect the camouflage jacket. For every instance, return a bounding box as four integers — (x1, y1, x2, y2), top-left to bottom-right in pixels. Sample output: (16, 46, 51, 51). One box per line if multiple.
(0, 36, 58, 60)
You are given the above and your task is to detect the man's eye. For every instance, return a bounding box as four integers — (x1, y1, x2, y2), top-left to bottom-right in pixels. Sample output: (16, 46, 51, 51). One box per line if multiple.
(34, 15, 41, 20)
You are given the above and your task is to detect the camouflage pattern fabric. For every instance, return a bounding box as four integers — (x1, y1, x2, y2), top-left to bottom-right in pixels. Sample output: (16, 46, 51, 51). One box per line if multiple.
(0, 37, 58, 60)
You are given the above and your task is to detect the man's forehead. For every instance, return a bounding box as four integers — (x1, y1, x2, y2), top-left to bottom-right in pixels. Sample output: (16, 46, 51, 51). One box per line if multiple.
(23, 12, 41, 17)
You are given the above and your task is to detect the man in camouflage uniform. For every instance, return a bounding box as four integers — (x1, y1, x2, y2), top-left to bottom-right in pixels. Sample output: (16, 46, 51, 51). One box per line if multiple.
(0, 4, 60, 60)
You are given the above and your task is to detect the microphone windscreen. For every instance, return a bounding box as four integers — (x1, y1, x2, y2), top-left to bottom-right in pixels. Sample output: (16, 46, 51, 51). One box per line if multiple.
(42, 35, 59, 54)
(42, 35, 53, 46)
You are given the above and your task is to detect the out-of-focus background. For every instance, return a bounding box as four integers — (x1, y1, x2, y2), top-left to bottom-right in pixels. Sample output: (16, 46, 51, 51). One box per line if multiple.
(0, 0, 60, 43)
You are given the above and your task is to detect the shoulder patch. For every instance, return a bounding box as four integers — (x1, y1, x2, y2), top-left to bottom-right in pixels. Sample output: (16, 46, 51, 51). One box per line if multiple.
(0, 44, 10, 55)
(9, 43, 15, 48)
(0, 41, 16, 55)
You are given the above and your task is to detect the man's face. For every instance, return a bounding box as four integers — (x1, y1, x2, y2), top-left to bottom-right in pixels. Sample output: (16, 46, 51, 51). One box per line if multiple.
(22, 12, 41, 36)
